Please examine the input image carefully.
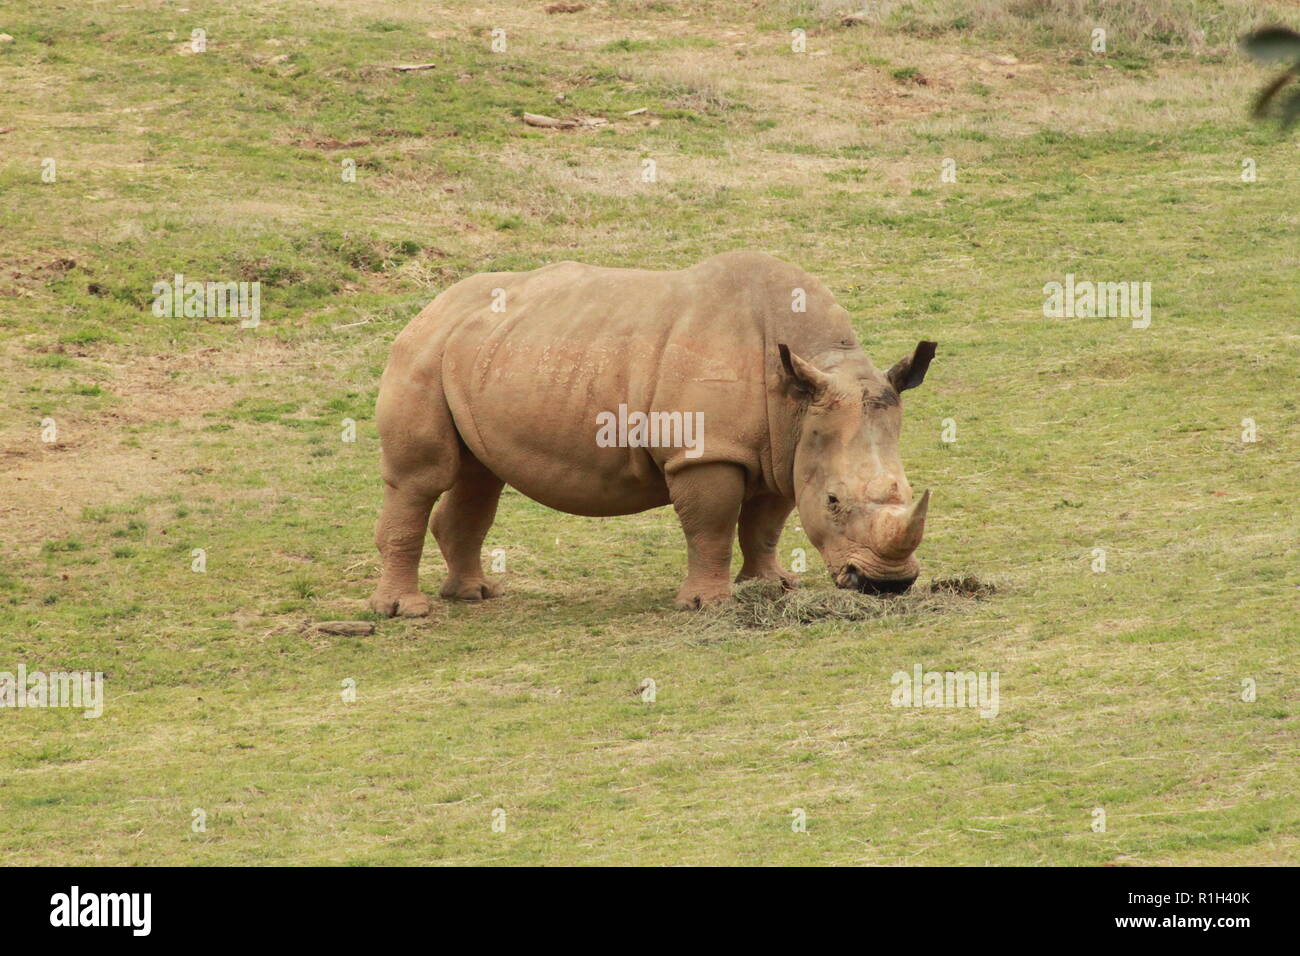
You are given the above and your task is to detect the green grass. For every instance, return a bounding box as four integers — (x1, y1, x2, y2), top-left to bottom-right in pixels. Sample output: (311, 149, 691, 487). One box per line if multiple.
(0, 0, 1298, 865)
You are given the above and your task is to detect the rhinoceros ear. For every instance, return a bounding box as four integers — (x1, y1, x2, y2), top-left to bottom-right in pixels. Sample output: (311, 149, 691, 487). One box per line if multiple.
(778, 344, 831, 398)
(886, 340, 937, 393)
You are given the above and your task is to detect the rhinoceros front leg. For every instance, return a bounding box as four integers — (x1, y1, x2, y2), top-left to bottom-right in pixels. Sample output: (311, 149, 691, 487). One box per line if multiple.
(667, 463, 745, 608)
(735, 493, 798, 589)
(431, 453, 505, 601)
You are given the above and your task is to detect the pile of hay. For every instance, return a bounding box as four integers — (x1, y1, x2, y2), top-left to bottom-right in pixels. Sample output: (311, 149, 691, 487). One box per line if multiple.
(927, 575, 998, 599)
(696, 576, 996, 630)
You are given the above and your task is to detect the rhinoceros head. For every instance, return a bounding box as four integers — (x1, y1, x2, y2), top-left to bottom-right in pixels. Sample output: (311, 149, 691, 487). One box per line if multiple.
(779, 340, 936, 595)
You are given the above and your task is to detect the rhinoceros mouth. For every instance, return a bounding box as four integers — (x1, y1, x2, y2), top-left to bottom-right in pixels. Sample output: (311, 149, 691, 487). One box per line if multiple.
(838, 565, 917, 595)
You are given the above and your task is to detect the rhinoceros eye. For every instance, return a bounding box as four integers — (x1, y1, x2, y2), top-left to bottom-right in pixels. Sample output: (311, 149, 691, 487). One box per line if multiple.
(827, 494, 840, 509)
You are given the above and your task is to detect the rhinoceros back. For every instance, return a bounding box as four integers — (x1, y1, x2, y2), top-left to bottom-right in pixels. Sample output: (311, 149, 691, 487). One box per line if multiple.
(411, 252, 855, 515)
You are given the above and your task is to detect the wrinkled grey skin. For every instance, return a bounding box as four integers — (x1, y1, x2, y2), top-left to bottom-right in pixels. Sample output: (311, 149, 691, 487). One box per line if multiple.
(780, 341, 935, 595)
(368, 251, 936, 613)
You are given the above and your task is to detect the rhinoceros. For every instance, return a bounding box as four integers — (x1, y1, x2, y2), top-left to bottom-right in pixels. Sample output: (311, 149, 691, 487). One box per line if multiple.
(368, 251, 936, 614)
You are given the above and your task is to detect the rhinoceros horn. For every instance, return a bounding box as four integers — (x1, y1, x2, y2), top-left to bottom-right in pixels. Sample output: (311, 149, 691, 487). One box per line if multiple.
(880, 489, 929, 558)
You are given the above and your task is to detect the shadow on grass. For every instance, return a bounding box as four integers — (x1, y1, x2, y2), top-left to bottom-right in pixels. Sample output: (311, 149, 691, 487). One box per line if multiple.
(368, 575, 997, 640)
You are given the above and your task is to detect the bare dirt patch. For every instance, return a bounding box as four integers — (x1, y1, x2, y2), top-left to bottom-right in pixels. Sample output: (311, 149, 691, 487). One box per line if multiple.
(0, 338, 314, 551)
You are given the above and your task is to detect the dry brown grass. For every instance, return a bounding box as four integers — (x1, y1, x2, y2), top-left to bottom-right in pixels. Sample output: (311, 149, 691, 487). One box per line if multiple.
(695, 576, 996, 629)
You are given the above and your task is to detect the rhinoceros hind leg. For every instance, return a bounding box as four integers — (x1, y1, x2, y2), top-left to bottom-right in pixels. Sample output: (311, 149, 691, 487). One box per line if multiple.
(431, 452, 506, 602)
(735, 493, 799, 589)
(369, 380, 461, 617)
(668, 463, 746, 609)
(369, 480, 446, 618)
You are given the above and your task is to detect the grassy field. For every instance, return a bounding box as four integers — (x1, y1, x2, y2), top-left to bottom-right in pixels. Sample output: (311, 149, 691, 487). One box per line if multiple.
(1, 0, 1298, 865)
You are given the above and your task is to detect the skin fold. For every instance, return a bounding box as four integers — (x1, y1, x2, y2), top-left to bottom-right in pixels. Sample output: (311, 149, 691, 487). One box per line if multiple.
(368, 251, 936, 614)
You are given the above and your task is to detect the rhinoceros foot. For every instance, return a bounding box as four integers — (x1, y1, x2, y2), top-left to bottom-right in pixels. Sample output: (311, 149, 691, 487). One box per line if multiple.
(735, 567, 800, 590)
(368, 589, 431, 618)
(674, 581, 733, 610)
(439, 577, 502, 602)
